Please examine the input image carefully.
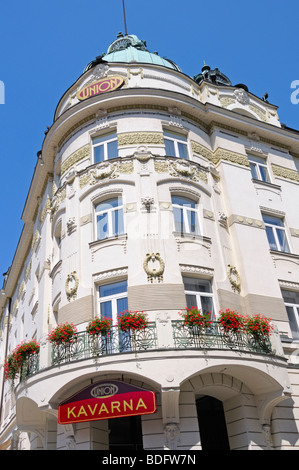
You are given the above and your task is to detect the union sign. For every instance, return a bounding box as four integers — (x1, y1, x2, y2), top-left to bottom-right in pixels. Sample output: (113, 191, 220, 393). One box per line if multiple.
(76, 76, 124, 101)
(58, 380, 156, 424)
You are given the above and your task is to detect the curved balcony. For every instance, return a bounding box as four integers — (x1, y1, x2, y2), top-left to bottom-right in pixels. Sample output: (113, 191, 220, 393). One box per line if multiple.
(18, 321, 284, 383)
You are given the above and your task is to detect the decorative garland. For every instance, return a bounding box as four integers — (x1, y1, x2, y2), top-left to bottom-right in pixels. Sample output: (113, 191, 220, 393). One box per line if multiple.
(65, 271, 79, 301)
(143, 252, 165, 283)
(227, 264, 241, 294)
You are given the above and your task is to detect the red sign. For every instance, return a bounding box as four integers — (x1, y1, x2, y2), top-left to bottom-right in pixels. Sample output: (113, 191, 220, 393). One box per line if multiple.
(58, 380, 156, 424)
(77, 76, 124, 101)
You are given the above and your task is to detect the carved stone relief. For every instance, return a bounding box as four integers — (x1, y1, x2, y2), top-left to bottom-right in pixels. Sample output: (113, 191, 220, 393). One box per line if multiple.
(143, 253, 165, 282)
(227, 264, 241, 294)
(65, 271, 79, 301)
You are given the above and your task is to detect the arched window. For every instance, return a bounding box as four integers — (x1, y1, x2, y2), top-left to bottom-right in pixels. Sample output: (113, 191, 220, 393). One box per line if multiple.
(171, 196, 200, 235)
(95, 197, 124, 240)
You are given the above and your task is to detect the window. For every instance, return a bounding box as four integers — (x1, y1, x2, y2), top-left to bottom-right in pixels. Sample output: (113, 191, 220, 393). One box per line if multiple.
(98, 280, 129, 351)
(183, 277, 214, 318)
(164, 131, 188, 159)
(99, 280, 128, 324)
(93, 132, 118, 163)
(95, 197, 124, 240)
(282, 290, 299, 340)
(172, 196, 200, 235)
(248, 155, 270, 183)
(262, 214, 290, 252)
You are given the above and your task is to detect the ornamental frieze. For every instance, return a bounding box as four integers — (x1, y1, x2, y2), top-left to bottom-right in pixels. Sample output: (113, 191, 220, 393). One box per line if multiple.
(191, 141, 249, 167)
(51, 189, 66, 216)
(271, 164, 299, 183)
(154, 158, 208, 183)
(79, 160, 134, 188)
(118, 132, 164, 146)
(61, 144, 91, 176)
(39, 197, 51, 223)
(214, 148, 249, 167)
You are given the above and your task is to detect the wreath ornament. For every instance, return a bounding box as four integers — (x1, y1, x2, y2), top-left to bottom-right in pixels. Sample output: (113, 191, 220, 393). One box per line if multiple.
(65, 271, 79, 301)
(227, 264, 241, 294)
(143, 252, 165, 283)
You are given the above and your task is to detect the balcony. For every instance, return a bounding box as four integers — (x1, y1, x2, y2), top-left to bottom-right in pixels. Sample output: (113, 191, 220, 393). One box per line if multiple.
(18, 320, 284, 383)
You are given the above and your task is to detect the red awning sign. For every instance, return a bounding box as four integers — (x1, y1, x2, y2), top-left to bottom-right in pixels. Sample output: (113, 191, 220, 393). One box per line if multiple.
(58, 380, 156, 424)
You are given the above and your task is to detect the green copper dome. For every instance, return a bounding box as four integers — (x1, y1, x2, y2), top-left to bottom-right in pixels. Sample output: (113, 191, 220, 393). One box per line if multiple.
(84, 33, 181, 72)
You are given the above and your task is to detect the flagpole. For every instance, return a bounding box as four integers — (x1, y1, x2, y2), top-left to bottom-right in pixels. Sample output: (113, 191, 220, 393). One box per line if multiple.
(122, 0, 128, 35)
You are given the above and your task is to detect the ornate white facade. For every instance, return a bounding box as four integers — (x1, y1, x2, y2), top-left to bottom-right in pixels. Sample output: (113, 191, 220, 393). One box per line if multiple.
(1, 33, 299, 450)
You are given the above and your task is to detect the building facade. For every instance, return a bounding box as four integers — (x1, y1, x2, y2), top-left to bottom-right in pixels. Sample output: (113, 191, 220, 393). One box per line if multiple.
(1, 33, 299, 450)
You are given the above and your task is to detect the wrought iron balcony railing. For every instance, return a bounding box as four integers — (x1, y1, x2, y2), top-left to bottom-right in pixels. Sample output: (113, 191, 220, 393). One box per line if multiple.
(172, 321, 274, 354)
(51, 323, 158, 366)
(18, 320, 280, 383)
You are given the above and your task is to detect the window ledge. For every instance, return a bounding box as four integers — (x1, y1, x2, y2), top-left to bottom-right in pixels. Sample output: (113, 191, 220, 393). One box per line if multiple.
(252, 178, 281, 191)
(270, 249, 299, 260)
(173, 231, 211, 244)
(89, 233, 127, 253)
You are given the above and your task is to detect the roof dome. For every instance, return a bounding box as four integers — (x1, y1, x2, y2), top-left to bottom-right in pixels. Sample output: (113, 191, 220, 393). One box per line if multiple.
(84, 33, 181, 72)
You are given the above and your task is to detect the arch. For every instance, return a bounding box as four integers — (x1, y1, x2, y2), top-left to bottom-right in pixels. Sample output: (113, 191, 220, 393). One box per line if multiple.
(228, 106, 259, 120)
(180, 367, 291, 450)
(48, 370, 161, 409)
(16, 397, 46, 447)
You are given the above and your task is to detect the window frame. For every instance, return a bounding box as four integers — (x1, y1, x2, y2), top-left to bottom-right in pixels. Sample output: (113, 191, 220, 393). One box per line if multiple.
(92, 131, 118, 163)
(282, 290, 299, 340)
(95, 196, 125, 241)
(171, 195, 201, 236)
(98, 279, 128, 325)
(163, 130, 189, 160)
(183, 277, 215, 319)
(262, 213, 291, 253)
(248, 154, 271, 183)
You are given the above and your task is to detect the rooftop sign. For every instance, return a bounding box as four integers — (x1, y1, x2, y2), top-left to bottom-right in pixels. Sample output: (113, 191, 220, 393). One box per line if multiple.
(58, 380, 156, 424)
(76, 76, 124, 101)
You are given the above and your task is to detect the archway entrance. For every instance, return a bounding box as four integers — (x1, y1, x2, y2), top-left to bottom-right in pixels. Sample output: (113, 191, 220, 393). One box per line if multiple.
(196, 396, 230, 450)
(108, 415, 143, 450)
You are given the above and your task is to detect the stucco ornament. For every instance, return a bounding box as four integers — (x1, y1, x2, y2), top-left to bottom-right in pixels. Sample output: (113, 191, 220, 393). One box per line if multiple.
(234, 88, 249, 105)
(65, 271, 79, 301)
(227, 264, 241, 293)
(164, 422, 180, 450)
(143, 253, 165, 282)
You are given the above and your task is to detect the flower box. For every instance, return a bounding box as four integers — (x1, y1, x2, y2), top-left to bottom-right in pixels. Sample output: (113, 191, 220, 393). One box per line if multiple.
(47, 322, 77, 345)
(117, 310, 148, 332)
(218, 309, 245, 334)
(180, 307, 211, 330)
(245, 314, 273, 339)
(86, 317, 112, 336)
(4, 340, 40, 382)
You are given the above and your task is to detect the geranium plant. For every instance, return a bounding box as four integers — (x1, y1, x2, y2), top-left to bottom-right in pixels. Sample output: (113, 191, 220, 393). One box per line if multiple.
(47, 322, 77, 345)
(117, 310, 148, 332)
(218, 309, 245, 333)
(86, 317, 112, 336)
(245, 314, 273, 338)
(4, 340, 40, 382)
(180, 307, 211, 329)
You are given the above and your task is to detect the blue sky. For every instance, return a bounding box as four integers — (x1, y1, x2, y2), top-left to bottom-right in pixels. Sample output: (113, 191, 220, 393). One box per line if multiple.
(0, 0, 298, 285)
